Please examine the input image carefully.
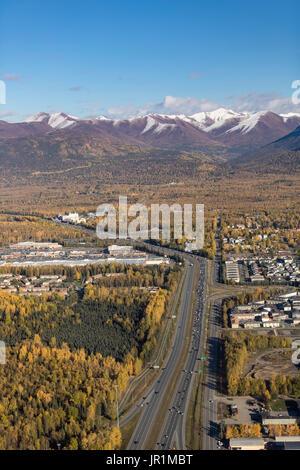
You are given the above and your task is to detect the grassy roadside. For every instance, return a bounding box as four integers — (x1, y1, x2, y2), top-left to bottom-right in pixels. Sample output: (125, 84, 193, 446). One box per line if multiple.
(120, 410, 143, 450)
(185, 367, 203, 449)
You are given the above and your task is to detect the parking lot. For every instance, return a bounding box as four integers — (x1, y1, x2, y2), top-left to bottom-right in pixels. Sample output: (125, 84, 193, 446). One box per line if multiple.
(217, 396, 261, 424)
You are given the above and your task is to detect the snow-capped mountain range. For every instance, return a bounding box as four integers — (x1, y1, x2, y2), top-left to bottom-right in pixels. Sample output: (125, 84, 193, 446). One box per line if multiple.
(2, 108, 300, 153)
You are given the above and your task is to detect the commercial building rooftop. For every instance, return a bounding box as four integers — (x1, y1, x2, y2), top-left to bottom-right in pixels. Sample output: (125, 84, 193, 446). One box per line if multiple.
(283, 442, 300, 450)
(275, 436, 300, 442)
(229, 438, 265, 450)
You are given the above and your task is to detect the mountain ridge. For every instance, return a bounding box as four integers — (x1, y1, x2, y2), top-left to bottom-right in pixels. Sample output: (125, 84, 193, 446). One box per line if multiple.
(229, 125, 300, 172)
(2, 108, 300, 156)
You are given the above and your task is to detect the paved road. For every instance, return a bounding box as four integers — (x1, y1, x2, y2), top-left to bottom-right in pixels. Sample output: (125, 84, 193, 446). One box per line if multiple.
(202, 223, 223, 450)
(202, 297, 220, 450)
(54, 218, 221, 450)
(119, 265, 187, 423)
(127, 258, 198, 450)
(156, 258, 206, 450)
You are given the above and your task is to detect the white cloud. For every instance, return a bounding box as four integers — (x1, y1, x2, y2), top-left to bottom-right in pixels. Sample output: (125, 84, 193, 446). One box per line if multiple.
(10, 89, 299, 123)
(103, 95, 220, 119)
(78, 100, 102, 118)
(3, 74, 21, 81)
(227, 92, 300, 114)
(0, 110, 18, 119)
(106, 104, 142, 119)
(103, 92, 300, 120)
(163, 95, 218, 113)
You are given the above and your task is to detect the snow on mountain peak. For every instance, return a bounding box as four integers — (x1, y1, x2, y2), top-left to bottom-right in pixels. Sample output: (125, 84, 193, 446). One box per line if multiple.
(141, 116, 157, 134)
(207, 108, 241, 120)
(189, 108, 248, 132)
(191, 108, 242, 121)
(153, 122, 176, 134)
(47, 112, 77, 129)
(24, 112, 50, 123)
(20, 108, 300, 141)
(280, 112, 300, 122)
(96, 115, 112, 121)
(226, 111, 269, 135)
(25, 112, 78, 129)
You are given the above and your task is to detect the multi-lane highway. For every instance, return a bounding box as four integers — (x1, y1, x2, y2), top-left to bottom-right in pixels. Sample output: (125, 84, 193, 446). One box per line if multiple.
(127, 258, 199, 449)
(156, 258, 206, 450)
(132, 235, 223, 450)
(50, 216, 245, 451)
(52, 218, 221, 450)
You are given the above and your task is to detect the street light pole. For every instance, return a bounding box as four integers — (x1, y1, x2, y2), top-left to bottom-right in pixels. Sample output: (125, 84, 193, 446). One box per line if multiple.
(115, 385, 120, 428)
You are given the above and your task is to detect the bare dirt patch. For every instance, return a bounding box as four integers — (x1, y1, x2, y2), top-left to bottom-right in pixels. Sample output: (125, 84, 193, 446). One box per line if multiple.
(243, 349, 300, 379)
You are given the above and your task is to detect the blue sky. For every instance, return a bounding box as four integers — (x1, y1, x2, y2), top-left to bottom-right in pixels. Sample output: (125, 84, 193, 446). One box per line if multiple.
(0, 0, 299, 121)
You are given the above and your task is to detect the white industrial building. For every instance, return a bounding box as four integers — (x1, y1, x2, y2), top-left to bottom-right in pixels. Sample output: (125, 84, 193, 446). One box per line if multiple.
(225, 260, 240, 283)
(229, 438, 265, 451)
(59, 213, 86, 224)
(108, 245, 133, 255)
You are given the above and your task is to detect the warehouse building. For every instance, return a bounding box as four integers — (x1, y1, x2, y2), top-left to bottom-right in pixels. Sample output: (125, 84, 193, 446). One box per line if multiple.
(225, 261, 240, 283)
(229, 438, 265, 451)
(262, 411, 300, 426)
(275, 436, 300, 450)
(108, 245, 133, 255)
